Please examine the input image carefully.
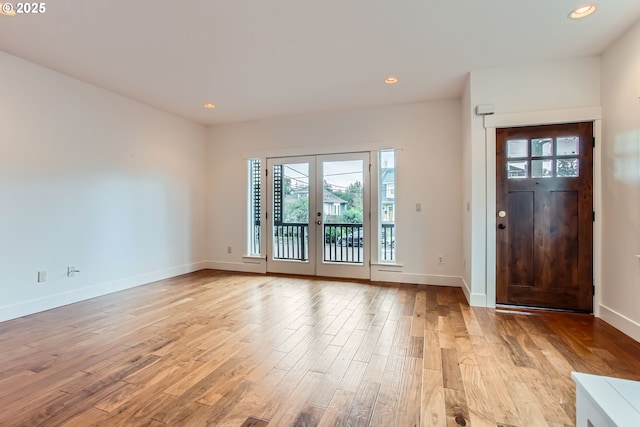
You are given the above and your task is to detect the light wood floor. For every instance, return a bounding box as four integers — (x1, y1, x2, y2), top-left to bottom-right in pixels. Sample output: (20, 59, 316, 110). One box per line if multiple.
(1, 270, 639, 427)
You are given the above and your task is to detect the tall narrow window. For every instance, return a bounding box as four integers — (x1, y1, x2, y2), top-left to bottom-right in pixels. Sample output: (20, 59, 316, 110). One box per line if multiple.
(379, 150, 396, 262)
(248, 159, 261, 256)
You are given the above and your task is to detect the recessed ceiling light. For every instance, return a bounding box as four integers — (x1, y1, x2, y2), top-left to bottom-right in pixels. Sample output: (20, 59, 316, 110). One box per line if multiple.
(569, 4, 597, 19)
(0, 2, 16, 16)
(203, 103, 216, 109)
(384, 76, 399, 85)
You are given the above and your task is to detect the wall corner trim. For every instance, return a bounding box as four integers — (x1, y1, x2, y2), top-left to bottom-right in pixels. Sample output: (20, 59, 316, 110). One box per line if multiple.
(462, 273, 488, 306)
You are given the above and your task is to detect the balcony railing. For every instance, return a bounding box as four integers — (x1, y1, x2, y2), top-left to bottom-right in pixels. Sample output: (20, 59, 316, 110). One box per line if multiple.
(272, 223, 308, 261)
(381, 223, 395, 262)
(324, 224, 363, 264)
(271, 223, 395, 263)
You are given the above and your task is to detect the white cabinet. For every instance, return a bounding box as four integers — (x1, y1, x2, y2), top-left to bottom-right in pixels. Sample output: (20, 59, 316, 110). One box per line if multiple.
(572, 372, 640, 427)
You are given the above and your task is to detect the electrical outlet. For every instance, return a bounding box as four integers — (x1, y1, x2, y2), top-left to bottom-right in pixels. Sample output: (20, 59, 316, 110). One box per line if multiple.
(37, 271, 47, 283)
(437, 255, 444, 265)
(227, 246, 232, 254)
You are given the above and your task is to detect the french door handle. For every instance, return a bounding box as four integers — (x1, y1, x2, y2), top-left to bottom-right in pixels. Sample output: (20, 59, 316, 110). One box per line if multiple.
(498, 223, 506, 230)
(316, 220, 322, 225)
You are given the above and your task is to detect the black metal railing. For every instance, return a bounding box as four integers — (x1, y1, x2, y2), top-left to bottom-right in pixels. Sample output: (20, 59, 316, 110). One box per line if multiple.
(381, 223, 395, 262)
(324, 223, 364, 263)
(272, 222, 395, 263)
(273, 223, 308, 261)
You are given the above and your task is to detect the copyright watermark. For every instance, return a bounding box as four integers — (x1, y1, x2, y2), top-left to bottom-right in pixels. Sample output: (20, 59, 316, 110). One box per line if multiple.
(1, 2, 47, 15)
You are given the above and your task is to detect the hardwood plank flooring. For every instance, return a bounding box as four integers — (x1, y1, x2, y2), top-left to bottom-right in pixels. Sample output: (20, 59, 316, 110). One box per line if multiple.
(1, 270, 640, 426)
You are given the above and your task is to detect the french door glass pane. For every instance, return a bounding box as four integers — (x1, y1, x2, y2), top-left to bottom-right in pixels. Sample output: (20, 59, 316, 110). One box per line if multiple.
(322, 160, 364, 264)
(272, 162, 309, 261)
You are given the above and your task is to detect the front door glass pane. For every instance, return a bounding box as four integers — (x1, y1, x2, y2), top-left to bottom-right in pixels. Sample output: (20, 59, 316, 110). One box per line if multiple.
(557, 136, 580, 156)
(531, 159, 553, 178)
(531, 138, 553, 157)
(557, 158, 579, 177)
(507, 139, 528, 158)
(507, 160, 528, 179)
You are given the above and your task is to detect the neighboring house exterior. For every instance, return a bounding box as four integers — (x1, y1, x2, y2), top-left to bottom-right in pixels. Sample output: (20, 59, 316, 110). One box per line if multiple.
(507, 161, 527, 179)
(285, 185, 348, 221)
(289, 186, 309, 199)
(322, 190, 348, 219)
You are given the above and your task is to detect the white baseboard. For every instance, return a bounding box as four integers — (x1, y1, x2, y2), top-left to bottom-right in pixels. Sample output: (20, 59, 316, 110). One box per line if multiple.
(599, 304, 640, 343)
(206, 260, 266, 274)
(208, 261, 464, 289)
(461, 277, 471, 302)
(0, 261, 209, 323)
(371, 270, 463, 287)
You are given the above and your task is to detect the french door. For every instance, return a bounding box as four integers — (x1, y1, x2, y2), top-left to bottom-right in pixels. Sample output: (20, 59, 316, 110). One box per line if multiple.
(266, 152, 370, 279)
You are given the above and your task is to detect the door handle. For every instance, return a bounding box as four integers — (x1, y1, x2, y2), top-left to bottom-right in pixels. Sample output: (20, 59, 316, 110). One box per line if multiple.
(316, 220, 322, 225)
(498, 223, 506, 229)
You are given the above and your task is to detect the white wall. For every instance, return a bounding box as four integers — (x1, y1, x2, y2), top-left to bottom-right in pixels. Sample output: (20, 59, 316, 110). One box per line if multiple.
(465, 57, 601, 306)
(600, 21, 640, 341)
(206, 100, 464, 287)
(0, 52, 208, 322)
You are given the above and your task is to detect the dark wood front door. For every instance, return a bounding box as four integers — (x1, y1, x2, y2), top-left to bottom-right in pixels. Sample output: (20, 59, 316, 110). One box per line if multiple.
(496, 122, 593, 312)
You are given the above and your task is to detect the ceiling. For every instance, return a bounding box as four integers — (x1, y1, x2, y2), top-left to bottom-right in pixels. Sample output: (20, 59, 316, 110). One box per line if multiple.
(2, 1, 640, 126)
